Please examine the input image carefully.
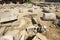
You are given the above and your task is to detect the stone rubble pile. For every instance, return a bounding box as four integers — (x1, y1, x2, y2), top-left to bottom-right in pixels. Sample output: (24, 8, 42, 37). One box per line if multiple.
(0, 3, 60, 40)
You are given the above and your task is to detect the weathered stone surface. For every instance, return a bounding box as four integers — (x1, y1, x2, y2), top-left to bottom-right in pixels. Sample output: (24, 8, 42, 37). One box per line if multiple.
(19, 30, 27, 40)
(0, 27, 6, 37)
(0, 9, 18, 23)
(0, 3, 60, 40)
(0, 35, 13, 40)
(5, 29, 20, 40)
(43, 13, 56, 21)
(26, 26, 37, 32)
(36, 33, 48, 40)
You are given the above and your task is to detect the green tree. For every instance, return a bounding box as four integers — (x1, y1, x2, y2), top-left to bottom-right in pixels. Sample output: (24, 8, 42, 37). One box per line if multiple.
(26, 0, 32, 3)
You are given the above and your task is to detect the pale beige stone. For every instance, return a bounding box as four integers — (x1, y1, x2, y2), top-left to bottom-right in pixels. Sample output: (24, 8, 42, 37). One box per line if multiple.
(36, 33, 48, 40)
(0, 35, 13, 40)
(0, 27, 6, 37)
(43, 13, 56, 20)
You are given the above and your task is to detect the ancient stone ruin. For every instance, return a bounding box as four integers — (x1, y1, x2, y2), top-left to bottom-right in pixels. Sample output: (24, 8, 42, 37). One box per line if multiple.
(0, 0, 60, 40)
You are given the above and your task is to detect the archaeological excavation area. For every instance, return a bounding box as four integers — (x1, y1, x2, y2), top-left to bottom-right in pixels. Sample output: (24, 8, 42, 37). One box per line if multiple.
(0, 0, 60, 40)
